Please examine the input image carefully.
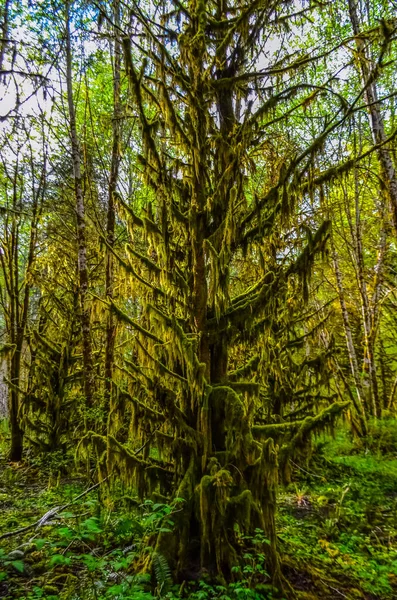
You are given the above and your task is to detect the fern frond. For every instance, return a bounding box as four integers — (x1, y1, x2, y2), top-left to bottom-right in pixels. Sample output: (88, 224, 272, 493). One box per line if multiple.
(152, 551, 171, 593)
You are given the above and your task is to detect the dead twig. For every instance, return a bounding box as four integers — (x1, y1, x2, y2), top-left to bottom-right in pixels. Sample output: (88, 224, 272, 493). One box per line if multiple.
(0, 476, 110, 541)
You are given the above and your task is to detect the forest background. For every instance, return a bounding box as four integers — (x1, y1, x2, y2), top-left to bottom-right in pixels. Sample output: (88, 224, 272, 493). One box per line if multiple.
(0, 0, 397, 599)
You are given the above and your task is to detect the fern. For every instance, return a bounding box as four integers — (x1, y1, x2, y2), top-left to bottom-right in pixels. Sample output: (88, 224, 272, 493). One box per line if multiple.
(152, 551, 172, 594)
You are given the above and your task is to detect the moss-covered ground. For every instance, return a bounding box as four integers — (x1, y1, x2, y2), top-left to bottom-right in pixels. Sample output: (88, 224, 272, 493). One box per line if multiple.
(0, 421, 396, 600)
(278, 421, 397, 599)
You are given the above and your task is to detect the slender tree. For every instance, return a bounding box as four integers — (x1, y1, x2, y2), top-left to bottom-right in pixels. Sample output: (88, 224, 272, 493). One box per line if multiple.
(0, 121, 46, 460)
(104, 0, 122, 410)
(0, 0, 10, 73)
(64, 0, 95, 412)
(347, 0, 397, 232)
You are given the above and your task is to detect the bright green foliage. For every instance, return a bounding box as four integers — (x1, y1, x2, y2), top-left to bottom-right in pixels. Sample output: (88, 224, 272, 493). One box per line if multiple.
(278, 424, 397, 599)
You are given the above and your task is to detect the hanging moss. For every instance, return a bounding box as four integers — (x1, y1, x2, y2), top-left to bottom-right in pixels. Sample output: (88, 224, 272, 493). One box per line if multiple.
(283, 401, 350, 449)
(33, 330, 61, 360)
(121, 391, 164, 420)
(126, 244, 161, 273)
(222, 381, 260, 395)
(228, 355, 260, 381)
(110, 300, 164, 344)
(103, 0, 360, 586)
(116, 193, 144, 227)
(0, 343, 16, 356)
(287, 220, 331, 302)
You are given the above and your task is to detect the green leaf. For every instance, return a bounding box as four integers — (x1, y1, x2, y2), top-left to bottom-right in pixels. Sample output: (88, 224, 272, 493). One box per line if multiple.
(80, 554, 104, 571)
(114, 519, 133, 535)
(11, 560, 24, 573)
(231, 566, 241, 573)
(106, 584, 124, 596)
(49, 554, 71, 567)
(111, 560, 127, 571)
(57, 527, 74, 539)
(81, 517, 102, 533)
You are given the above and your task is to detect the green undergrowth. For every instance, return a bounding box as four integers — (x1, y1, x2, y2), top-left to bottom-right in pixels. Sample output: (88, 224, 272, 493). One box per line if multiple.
(1, 420, 397, 599)
(278, 419, 397, 599)
(0, 461, 281, 599)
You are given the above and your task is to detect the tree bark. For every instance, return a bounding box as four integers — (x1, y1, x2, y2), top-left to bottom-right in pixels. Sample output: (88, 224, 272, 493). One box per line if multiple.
(348, 0, 397, 232)
(65, 0, 95, 410)
(351, 165, 380, 417)
(105, 0, 121, 410)
(0, 0, 10, 72)
(8, 204, 22, 461)
(331, 239, 367, 434)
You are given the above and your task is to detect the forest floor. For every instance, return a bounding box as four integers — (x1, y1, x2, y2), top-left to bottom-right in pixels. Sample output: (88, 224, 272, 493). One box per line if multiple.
(0, 422, 396, 600)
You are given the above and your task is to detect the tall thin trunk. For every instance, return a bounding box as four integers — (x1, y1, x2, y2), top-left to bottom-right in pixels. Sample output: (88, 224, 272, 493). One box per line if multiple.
(8, 212, 22, 460)
(105, 0, 121, 409)
(371, 224, 388, 410)
(8, 153, 22, 462)
(332, 239, 367, 434)
(0, 0, 10, 72)
(388, 374, 397, 411)
(348, 0, 397, 232)
(65, 0, 95, 409)
(352, 165, 380, 417)
(371, 226, 387, 337)
(8, 152, 41, 460)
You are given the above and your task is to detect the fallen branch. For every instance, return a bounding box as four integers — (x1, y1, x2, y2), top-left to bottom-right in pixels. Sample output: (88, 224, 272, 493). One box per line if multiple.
(0, 427, 160, 542)
(0, 476, 110, 541)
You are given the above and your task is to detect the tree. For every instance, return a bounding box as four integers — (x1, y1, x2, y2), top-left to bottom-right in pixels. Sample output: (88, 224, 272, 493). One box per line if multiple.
(104, 0, 122, 411)
(64, 0, 95, 414)
(23, 292, 80, 452)
(0, 118, 47, 460)
(347, 0, 397, 233)
(1, 0, 396, 590)
(80, 0, 366, 581)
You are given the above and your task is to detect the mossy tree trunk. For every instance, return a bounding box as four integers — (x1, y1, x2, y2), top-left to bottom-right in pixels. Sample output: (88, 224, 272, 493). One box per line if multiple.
(91, 0, 380, 583)
(0, 135, 43, 461)
(104, 0, 122, 412)
(65, 0, 95, 413)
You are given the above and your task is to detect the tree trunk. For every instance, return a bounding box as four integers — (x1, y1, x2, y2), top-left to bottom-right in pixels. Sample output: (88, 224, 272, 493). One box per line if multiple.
(105, 0, 121, 411)
(0, 0, 10, 72)
(351, 165, 380, 418)
(8, 202, 22, 461)
(388, 374, 397, 411)
(65, 0, 95, 410)
(347, 0, 397, 232)
(332, 239, 367, 434)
